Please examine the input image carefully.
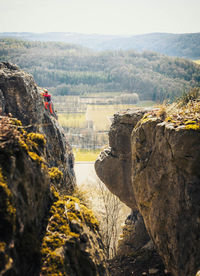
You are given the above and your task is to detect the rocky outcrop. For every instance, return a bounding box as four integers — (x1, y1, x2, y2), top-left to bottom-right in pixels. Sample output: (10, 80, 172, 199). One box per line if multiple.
(95, 109, 150, 209)
(95, 106, 200, 276)
(0, 63, 108, 275)
(0, 62, 74, 191)
(131, 116, 200, 276)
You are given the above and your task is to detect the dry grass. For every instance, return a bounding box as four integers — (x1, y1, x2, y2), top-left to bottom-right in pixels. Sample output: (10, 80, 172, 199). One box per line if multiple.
(145, 90, 200, 130)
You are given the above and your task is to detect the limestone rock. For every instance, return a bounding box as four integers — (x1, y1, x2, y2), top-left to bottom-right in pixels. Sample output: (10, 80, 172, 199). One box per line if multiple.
(0, 116, 50, 275)
(40, 195, 108, 276)
(95, 109, 151, 209)
(117, 211, 150, 256)
(131, 118, 200, 276)
(96, 106, 200, 276)
(0, 62, 75, 191)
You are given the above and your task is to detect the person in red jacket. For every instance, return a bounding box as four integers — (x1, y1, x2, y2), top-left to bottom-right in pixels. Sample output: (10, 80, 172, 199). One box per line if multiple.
(43, 89, 53, 114)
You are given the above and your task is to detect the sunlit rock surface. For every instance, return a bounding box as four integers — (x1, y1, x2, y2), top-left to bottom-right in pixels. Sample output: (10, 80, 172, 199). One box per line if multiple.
(95, 107, 200, 276)
(0, 62, 75, 191)
(95, 109, 150, 209)
(132, 117, 200, 276)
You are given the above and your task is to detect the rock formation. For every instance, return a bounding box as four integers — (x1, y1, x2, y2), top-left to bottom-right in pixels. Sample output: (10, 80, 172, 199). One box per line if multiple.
(0, 62, 74, 191)
(95, 105, 200, 276)
(0, 62, 108, 275)
(95, 109, 150, 209)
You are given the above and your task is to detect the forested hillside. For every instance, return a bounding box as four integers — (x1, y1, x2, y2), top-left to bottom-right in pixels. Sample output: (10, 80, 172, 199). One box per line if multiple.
(0, 38, 200, 101)
(0, 32, 200, 59)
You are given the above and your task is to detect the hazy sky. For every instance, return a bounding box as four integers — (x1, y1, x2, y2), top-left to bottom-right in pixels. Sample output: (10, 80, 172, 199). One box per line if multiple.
(0, 0, 199, 35)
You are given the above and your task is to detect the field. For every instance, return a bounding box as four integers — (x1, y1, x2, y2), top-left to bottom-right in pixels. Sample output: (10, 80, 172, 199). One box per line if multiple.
(56, 95, 156, 162)
(58, 102, 156, 130)
(73, 148, 101, 162)
(86, 104, 138, 131)
(58, 113, 86, 128)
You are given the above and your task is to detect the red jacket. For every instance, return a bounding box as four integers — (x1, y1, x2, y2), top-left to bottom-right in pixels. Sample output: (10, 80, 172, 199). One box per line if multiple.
(43, 93, 51, 102)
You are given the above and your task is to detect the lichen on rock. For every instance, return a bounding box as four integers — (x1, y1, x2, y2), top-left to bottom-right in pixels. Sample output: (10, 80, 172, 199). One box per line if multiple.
(41, 191, 107, 276)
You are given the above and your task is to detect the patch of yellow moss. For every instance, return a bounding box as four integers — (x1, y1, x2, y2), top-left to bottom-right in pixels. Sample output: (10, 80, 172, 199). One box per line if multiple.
(142, 99, 200, 131)
(0, 168, 16, 240)
(165, 116, 172, 122)
(11, 118, 22, 126)
(49, 167, 63, 182)
(28, 151, 45, 164)
(136, 113, 154, 127)
(185, 120, 197, 125)
(42, 251, 64, 276)
(18, 139, 29, 151)
(0, 241, 6, 252)
(140, 117, 152, 124)
(27, 133, 46, 148)
(41, 190, 99, 274)
(185, 124, 200, 130)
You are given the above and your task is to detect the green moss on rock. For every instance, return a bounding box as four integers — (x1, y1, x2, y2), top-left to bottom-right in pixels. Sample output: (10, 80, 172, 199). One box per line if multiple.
(49, 167, 63, 183)
(41, 190, 100, 275)
(185, 124, 200, 130)
(0, 168, 16, 242)
(27, 133, 46, 149)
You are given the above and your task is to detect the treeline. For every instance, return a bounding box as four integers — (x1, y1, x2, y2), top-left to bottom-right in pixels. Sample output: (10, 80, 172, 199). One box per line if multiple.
(0, 38, 200, 101)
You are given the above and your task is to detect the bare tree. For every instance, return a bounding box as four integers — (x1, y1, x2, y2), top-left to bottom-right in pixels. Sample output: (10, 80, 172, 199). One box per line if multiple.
(96, 179, 123, 259)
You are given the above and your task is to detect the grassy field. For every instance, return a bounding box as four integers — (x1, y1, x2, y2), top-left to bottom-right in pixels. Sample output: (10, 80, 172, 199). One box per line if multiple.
(57, 100, 156, 161)
(73, 148, 101, 162)
(58, 113, 86, 128)
(81, 92, 122, 98)
(86, 104, 141, 131)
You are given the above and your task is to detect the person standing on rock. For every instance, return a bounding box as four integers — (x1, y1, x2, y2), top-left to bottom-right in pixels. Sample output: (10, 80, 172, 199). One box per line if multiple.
(42, 89, 57, 119)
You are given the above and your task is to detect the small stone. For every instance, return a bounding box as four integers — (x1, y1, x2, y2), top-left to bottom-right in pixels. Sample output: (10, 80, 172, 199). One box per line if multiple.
(142, 272, 147, 275)
(149, 268, 159, 274)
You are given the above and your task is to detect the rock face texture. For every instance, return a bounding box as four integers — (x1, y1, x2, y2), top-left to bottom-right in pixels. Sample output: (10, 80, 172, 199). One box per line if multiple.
(0, 62, 75, 191)
(95, 109, 150, 209)
(95, 108, 200, 276)
(117, 211, 150, 256)
(0, 62, 108, 276)
(132, 117, 200, 276)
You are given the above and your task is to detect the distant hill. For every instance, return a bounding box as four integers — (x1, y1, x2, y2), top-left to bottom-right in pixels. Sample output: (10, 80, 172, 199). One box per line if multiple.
(0, 32, 200, 59)
(0, 38, 199, 102)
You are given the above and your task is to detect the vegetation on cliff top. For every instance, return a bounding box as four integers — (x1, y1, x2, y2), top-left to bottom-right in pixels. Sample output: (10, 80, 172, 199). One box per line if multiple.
(139, 88, 200, 130)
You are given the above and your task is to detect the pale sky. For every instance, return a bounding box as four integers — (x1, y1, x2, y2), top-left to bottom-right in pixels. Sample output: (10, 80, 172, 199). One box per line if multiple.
(0, 0, 199, 35)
